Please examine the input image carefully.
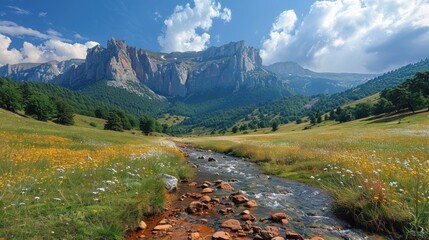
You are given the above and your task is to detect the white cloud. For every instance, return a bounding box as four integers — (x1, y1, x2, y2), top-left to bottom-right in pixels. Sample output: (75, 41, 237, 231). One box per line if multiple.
(0, 21, 60, 40)
(73, 33, 87, 40)
(8, 6, 31, 15)
(38, 12, 47, 17)
(0, 34, 22, 65)
(261, 0, 429, 73)
(158, 0, 231, 52)
(0, 12, 6, 17)
(0, 34, 98, 66)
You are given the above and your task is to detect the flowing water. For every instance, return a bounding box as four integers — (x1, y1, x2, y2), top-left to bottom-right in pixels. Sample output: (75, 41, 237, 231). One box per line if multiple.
(183, 147, 385, 240)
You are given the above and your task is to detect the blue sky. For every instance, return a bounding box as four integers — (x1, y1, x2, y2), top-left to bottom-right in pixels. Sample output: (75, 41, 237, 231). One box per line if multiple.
(1, 0, 429, 73)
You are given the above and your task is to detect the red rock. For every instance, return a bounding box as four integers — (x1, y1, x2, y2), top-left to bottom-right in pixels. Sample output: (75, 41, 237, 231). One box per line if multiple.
(188, 193, 203, 199)
(240, 214, 256, 221)
(200, 195, 211, 203)
(218, 182, 234, 190)
(244, 200, 258, 208)
(241, 210, 250, 215)
(158, 219, 168, 224)
(260, 226, 279, 239)
(231, 194, 248, 204)
(271, 212, 288, 222)
(189, 232, 201, 240)
(272, 237, 285, 240)
(153, 224, 172, 231)
(281, 218, 289, 225)
(221, 219, 242, 231)
(186, 201, 209, 214)
(188, 182, 198, 187)
(200, 218, 208, 223)
(212, 231, 230, 240)
(219, 208, 233, 215)
(201, 187, 214, 194)
(285, 231, 304, 240)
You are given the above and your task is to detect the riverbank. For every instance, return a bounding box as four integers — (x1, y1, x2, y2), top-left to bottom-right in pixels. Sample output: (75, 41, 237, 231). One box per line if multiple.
(180, 112, 429, 239)
(127, 147, 380, 240)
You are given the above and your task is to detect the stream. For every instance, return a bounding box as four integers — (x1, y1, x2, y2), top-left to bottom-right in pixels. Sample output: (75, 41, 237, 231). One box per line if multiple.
(182, 147, 384, 240)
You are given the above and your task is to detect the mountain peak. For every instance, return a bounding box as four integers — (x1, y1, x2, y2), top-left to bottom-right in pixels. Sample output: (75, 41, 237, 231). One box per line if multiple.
(266, 62, 313, 76)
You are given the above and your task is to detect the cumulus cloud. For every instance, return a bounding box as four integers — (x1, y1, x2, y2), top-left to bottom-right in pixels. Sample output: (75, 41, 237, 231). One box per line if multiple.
(158, 0, 231, 52)
(0, 31, 98, 66)
(0, 21, 99, 66)
(261, 0, 429, 73)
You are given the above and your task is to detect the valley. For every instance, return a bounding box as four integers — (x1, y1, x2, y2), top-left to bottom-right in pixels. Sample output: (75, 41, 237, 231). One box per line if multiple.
(1, 43, 429, 239)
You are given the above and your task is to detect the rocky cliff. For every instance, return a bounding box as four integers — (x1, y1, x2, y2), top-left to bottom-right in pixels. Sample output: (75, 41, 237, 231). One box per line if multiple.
(0, 59, 84, 82)
(57, 38, 280, 97)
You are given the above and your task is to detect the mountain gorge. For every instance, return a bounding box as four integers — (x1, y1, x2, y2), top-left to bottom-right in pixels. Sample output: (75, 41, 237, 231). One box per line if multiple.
(266, 62, 377, 96)
(56, 38, 282, 98)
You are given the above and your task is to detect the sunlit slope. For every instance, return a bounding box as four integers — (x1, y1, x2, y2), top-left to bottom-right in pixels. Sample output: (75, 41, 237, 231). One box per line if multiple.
(0, 109, 192, 239)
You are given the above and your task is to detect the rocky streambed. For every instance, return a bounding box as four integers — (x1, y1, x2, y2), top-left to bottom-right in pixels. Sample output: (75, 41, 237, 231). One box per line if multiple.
(128, 147, 385, 240)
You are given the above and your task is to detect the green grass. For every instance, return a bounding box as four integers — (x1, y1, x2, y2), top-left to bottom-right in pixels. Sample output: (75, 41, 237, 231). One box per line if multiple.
(0, 109, 193, 239)
(182, 110, 429, 238)
(157, 114, 186, 127)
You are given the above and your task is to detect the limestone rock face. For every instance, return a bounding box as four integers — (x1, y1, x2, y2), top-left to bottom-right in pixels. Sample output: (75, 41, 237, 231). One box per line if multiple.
(0, 59, 84, 82)
(57, 38, 280, 97)
(1, 38, 281, 98)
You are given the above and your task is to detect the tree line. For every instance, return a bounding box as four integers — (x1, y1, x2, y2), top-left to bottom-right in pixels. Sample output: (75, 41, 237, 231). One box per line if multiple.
(325, 71, 429, 123)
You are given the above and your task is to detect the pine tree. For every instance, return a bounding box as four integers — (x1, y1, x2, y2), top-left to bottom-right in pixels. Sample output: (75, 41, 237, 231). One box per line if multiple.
(139, 116, 156, 136)
(104, 111, 123, 131)
(54, 101, 75, 125)
(24, 92, 54, 121)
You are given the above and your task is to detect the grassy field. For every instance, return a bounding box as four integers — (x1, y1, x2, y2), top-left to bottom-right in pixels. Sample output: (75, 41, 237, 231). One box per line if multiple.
(0, 109, 193, 239)
(157, 114, 186, 127)
(182, 110, 429, 238)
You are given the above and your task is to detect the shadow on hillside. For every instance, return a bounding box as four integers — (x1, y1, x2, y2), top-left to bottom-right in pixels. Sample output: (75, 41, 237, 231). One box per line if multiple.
(365, 111, 415, 124)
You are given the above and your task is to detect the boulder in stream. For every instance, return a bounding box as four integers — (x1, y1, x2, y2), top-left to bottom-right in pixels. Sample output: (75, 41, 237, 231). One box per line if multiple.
(161, 174, 178, 192)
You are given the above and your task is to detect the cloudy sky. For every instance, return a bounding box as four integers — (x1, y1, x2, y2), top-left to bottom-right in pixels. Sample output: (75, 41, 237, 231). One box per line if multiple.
(1, 0, 429, 73)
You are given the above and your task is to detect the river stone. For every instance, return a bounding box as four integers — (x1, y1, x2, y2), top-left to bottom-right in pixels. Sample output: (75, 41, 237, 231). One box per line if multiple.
(260, 226, 279, 239)
(200, 195, 211, 203)
(285, 231, 305, 240)
(271, 212, 288, 222)
(138, 220, 147, 230)
(153, 224, 172, 231)
(241, 214, 256, 221)
(186, 201, 209, 214)
(244, 199, 258, 208)
(218, 182, 234, 190)
(231, 194, 248, 204)
(161, 174, 178, 192)
(202, 187, 214, 194)
(190, 232, 201, 240)
(241, 210, 250, 215)
(221, 219, 242, 231)
(188, 182, 198, 187)
(213, 231, 230, 240)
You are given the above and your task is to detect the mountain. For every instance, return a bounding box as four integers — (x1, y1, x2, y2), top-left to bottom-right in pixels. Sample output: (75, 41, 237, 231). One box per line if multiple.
(0, 59, 84, 82)
(56, 38, 282, 98)
(266, 62, 377, 95)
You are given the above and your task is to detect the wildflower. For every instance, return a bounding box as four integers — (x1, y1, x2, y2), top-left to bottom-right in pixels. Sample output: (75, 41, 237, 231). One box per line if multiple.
(96, 188, 106, 192)
(310, 176, 315, 179)
(53, 198, 61, 201)
(34, 196, 40, 200)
